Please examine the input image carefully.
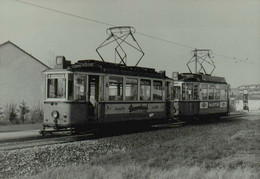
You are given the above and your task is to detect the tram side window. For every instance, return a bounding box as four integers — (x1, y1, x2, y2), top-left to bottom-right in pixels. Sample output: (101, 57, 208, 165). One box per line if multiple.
(140, 79, 151, 101)
(208, 84, 214, 100)
(125, 78, 138, 100)
(74, 74, 86, 101)
(153, 81, 163, 100)
(220, 85, 227, 100)
(47, 78, 66, 99)
(194, 84, 199, 100)
(215, 85, 220, 100)
(201, 84, 208, 100)
(109, 76, 123, 101)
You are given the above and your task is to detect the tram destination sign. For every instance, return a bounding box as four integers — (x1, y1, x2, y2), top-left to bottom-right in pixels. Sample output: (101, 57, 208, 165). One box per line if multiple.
(208, 102, 220, 108)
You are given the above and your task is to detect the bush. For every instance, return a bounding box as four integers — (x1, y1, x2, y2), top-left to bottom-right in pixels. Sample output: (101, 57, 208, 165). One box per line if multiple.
(3, 103, 19, 124)
(30, 105, 44, 123)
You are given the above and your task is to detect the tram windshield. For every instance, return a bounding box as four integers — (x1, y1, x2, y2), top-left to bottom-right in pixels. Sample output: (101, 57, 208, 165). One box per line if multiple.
(47, 74, 66, 99)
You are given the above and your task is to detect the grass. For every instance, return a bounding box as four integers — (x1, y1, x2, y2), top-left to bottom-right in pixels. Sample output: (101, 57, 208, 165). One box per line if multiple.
(28, 165, 259, 179)
(22, 113, 260, 178)
(0, 123, 42, 132)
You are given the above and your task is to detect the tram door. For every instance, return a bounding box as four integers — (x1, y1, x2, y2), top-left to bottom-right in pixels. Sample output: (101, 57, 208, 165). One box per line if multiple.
(88, 75, 99, 120)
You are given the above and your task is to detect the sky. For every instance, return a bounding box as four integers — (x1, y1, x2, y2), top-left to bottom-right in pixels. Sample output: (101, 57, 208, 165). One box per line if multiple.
(0, 0, 259, 88)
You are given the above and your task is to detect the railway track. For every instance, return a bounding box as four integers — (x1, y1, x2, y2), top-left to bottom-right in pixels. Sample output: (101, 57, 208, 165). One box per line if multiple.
(0, 112, 252, 151)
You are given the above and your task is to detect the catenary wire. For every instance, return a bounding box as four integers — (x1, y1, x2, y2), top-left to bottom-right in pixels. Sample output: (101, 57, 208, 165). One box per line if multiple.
(14, 0, 260, 65)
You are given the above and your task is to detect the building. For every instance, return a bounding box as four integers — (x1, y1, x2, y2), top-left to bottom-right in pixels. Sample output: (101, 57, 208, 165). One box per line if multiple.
(0, 41, 49, 109)
(230, 84, 260, 111)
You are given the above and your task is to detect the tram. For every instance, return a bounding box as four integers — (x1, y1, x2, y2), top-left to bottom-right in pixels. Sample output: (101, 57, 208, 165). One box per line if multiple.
(42, 56, 175, 133)
(171, 72, 230, 119)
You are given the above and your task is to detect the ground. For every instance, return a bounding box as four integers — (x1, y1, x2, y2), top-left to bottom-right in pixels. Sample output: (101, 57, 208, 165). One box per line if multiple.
(0, 112, 259, 179)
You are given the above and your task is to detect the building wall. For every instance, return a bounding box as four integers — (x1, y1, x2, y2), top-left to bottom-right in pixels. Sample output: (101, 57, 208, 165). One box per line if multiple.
(0, 42, 49, 109)
(232, 100, 260, 111)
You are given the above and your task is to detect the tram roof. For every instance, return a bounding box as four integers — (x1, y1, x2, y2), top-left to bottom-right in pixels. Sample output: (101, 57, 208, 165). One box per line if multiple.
(178, 73, 227, 84)
(49, 59, 168, 79)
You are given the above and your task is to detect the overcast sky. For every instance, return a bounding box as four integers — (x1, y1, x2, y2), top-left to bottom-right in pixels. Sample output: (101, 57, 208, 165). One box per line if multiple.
(0, 0, 259, 87)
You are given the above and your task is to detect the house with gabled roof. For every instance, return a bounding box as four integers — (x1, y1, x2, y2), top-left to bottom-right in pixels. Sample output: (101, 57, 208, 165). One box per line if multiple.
(0, 41, 49, 109)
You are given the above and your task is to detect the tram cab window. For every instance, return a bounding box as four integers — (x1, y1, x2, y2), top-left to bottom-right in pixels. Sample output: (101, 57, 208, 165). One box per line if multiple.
(182, 83, 186, 100)
(153, 81, 163, 100)
(74, 74, 86, 101)
(172, 86, 180, 100)
(68, 74, 74, 100)
(187, 83, 193, 100)
(109, 76, 123, 101)
(201, 84, 208, 100)
(125, 78, 138, 101)
(215, 85, 220, 100)
(208, 85, 214, 100)
(47, 75, 66, 99)
(182, 83, 193, 100)
(140, 79, 151, 101)
(220, 85, 227, 100)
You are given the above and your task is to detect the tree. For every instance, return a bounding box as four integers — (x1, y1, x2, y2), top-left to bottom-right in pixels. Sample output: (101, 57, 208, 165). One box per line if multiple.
(18, 101, 29, 124)
(8, 104, 18, 124)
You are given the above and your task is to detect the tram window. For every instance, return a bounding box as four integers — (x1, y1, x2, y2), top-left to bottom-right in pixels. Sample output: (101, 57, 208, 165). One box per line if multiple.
(182, 83, 187, 100)
(140, 79, 151, 101)
(187, 83, 193, 100)
(68, 74, 74, 100)
(208, 84, 214, 100)
(220, 85, 227, 100)
(47, 78, 66, 99)
(172, 86, 180, 100)
(125, 78, 138, 100)
(194, 84, 199, 100)
(153, 81, 163, 100)
(74, 74, 86, 101)
(201, 84, 208, 100)
(215, 85, 220, 100)
(109, 76, 123, 101)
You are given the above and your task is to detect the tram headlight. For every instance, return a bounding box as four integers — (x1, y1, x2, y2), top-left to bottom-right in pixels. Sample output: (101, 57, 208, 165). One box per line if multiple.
(51, 111, 59, 119)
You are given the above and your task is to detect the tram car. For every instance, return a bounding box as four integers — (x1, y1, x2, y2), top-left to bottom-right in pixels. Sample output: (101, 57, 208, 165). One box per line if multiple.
(171, 72, 230, 119)
(41, 56, 175, 134)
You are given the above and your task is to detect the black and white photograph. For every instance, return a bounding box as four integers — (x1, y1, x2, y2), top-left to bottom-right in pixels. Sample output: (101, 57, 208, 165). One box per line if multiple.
(0, 0, 259, 178)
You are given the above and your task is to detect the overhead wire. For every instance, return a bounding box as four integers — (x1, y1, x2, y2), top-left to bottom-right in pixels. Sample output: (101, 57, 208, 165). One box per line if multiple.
(14, 0, 260, 66)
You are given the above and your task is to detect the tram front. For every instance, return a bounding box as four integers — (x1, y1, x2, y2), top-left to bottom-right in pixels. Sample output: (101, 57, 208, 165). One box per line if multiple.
(42, 56, 92, 134)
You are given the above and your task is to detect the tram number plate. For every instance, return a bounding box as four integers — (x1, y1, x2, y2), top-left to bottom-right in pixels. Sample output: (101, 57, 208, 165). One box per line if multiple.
(208, 102, 220, 108)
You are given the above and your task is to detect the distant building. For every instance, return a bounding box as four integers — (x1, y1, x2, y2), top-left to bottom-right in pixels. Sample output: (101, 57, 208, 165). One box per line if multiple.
(230, 84, 260, 111)
(0, 41, 49, 109)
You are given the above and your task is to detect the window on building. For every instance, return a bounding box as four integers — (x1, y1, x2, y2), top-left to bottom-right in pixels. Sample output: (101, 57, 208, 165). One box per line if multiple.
(201, 84, 208, 100)
(208, 84, 214, 100)
(109, 76, 123, 101)
(47, 77, 66, 99)
(140, 79, 151, 100)
(125, 78, 138, 100)
(74, 74, 86, 101)
(153, 80, 163, 100)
